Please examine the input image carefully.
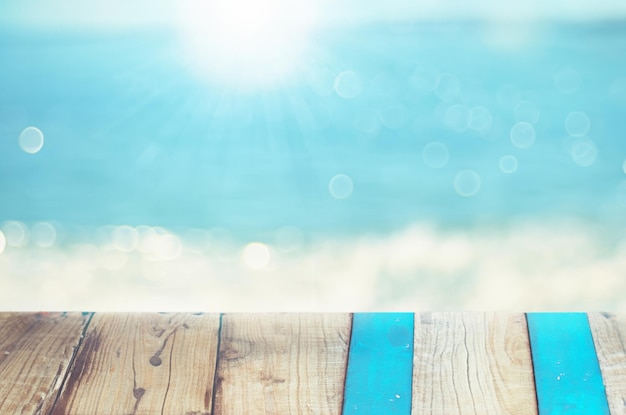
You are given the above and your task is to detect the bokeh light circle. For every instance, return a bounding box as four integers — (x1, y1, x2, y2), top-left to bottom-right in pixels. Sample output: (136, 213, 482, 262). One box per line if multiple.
(565, 111, 590, 137)
(243, 242, 270, 270)
(19, 127, 44, 154)
(113, 225, 139, 252)
(329, 174, 354, 199)
(499, 155, 518, 173)
(570, 138, 597, 167)
(435, 73, 461, 102)
(1, 221, 28, 247)
(454, 170, 481, 197)
(334, 71, 363, 99)
(32, 222, 57, 248)
(445, 104, 470, 132)
(423, 142, 449, 168)
(469, 106, 493, 133)
(510, 122, 536, 149)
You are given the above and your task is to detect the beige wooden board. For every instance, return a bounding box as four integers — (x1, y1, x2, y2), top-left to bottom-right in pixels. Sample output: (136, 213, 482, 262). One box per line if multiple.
(0, 312, 89, 415)
(412, 312, 538, 415)
(213, 313, 351, 415)
(588, 312, 626, 415)
(50, 312, 220, 415)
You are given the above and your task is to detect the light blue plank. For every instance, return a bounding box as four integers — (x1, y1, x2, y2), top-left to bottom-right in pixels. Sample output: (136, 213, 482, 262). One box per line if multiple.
(342, 313, 413, 415)
(527, 313, 610, 415)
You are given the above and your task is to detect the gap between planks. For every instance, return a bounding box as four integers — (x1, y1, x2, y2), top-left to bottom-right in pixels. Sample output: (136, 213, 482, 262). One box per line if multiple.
(49, 313, 222, 415)
(0, 312, 624, 415)
(0, 312, 91, 415)
(47, 312, 95, 414)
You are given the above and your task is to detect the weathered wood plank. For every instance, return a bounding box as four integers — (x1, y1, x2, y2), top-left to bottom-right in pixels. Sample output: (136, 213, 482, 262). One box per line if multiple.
(213, 313, 351, 415)
(588, 312, 626, 415)
(412, 312, 537, 415)
(0, 312, 90, 415)
(527, 312, 610, 415)
(342, 313, 413, 414)
(50, 312, 220, 415)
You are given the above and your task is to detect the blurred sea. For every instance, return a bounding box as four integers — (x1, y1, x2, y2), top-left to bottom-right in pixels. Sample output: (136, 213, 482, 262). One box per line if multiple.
(1, 3, 625, 311)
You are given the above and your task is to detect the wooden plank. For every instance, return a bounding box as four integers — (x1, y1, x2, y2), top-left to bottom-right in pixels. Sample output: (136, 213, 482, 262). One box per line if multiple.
(527, 312, 610, 415)
(0, 312, 90, 415)
(342, 313, 413, 414)
(213, 313, 351, 415)
(50, 312, 221, 415)
(412, 312, 537, 415)
(588, 312, 626, 415)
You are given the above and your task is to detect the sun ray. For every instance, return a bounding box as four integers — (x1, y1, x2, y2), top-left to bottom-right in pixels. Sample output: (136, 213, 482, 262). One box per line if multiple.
(176, 0, 319, 91)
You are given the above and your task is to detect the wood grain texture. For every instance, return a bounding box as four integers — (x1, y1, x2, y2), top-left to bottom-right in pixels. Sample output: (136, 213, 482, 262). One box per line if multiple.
(0, 312, 89, 415)
(412, 312, 537, 415)
(588, 312, 626, 415)
(213, 313, 351, 415)
(50, 312, 220, 415)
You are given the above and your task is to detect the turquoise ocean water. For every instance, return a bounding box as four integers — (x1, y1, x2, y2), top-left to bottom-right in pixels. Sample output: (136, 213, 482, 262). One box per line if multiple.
(1, 2, 625, 310)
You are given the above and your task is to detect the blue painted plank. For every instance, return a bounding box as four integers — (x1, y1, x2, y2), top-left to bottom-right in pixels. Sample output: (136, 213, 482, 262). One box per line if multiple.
(527, 313, 610, 415)
(342, 313, 413, 415)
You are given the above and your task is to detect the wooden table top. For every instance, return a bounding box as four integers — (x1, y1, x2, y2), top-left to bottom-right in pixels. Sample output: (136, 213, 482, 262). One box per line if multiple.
(0, 312, 624, 415)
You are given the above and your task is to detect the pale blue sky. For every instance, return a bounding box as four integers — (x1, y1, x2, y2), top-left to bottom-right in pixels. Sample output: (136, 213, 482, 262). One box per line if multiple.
(1, 0, 626, 32)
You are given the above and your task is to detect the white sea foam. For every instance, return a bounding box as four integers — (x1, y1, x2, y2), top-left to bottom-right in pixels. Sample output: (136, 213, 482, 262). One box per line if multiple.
(0, 218, 624, 312)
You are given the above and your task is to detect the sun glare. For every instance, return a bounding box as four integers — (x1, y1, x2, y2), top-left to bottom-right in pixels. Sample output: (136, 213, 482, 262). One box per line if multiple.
(177, 0, 318, 91)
